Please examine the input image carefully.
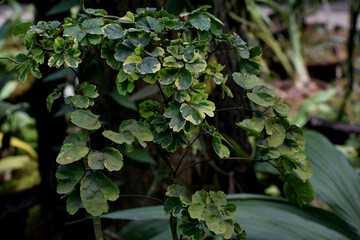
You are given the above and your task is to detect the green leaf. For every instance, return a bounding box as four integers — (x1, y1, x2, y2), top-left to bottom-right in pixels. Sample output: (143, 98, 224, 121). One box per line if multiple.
(283, 175, 314, 206)
(223, 220, 235, 239)
(164, 101, 186, 132)
(188, 203, 205, 220)
(139, 100, 160, 118)
(274, 99, 290, 115)
(286, 125, 305, 150)
(205, 205, 226, 234)
(63, 131, 87, 146)
(48, 53, 64, 68)
(18, 65, 29, 83)
(210, 19, 222, 36)
(118, 11, 135, 23)
(101, 44, 121, 69)
(185, 59, 207, 73)
(33, 48, 45, 64)
(164, 197, 183, 216)
(137, 57, 161, 74)
(12, 22, 33, 36)
(82, 18, 104, 34)
(180, 104, 202, 125)
(102, 130, 134, 145)
(56, 143, 89, 164)
(265, 119, 285, 148)
(175, 68, 192, 90)
(56, 162, 84, 194)
(305, 130, 360, 231)
(166, 184, 187, 197)
(125, 150, 156, 165)
(88, 147, 123, 171)
(102, 23, 126, 39)
(46, 90, 61, 112)
(123, 55, 142, 74)
(70, 109, 101, 130)
(189, 14, 211, 31)
(158, 68, 178, 85)
(210, 191, 227, 206)
(70, 94, 90, 108)
(233, 72, 260, 89)
(54, 37, 66, 53)
(30, 60, 42, 78)
(146, 47, 165, 57)
(222, 203, 236, 219)
(64, 47, 82, 68)
(66, 188, 83, 215)
(247, 85, 275, 107)
(87, 34, 102, 45)
(81, 84, 99, 98)
(80, 172, 119, 216)
(120, 119, 153, 147)
(63, 26, 86, 42)
(147, 16, 165, 32)
(212, 137, 230, 158)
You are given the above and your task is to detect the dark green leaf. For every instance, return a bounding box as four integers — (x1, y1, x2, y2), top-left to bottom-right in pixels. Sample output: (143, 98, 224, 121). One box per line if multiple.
(88, 147, 123, 171)
(56, 162, 84, 194)
(102, 23, 126, 39)
(103, 130, 134, 145)
(82, 18, 104, 34)
(137, 57, 161, 74)
(189, 14, 211, 31)
(80, 172, 119, 216)
(70, 109, 101, 130)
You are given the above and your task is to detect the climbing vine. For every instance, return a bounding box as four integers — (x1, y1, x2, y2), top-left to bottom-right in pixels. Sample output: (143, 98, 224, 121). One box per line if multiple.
(2, 2, 313, 240)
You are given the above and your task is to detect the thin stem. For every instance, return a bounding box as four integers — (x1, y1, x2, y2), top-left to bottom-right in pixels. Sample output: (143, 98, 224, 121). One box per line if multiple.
(156, 82, 169, 104)
(93, 216, 104, 240)
(214, 106, 262, 114)
(175, 157, 270, 178)
(80, 0, 120, 19)
(118, 194, 164, 204)
(173, 132, 201, 176)
(170, 215, 179, 240)
(0, 57, 20, 64)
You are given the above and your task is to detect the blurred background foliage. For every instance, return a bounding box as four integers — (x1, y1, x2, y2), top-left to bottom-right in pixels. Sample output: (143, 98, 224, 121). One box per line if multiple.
(0, 0, 360, 239)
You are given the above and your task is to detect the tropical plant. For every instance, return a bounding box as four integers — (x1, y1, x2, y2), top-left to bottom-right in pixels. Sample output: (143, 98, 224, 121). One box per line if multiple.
(0, 1, 313, 239)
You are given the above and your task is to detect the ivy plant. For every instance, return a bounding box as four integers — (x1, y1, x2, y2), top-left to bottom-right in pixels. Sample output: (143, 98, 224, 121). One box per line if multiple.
(1, 1, 313, 239)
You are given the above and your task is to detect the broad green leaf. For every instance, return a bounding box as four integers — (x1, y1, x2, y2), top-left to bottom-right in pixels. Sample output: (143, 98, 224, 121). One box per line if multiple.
(146, 47, 165, 57)
(283, 175, 313, 206)
(164, 101, 186, 132)
(185, 59, 207, 73)
(212, 137, 230, 158)
(265, 120, 285, 148)
(56, 162, 84, 194)
(158, 68, 178, 85)
(305, 130, 360, 231)
(82, 18, 104, 34)
(70, 94, 90, 108)
(236, 118, 264, 138)
(188, 203, 205, 220)
(183, 49, 199, 63)
(54, 37, 66, 53)
(286, 125, 305, 150)
(88, 147, 123, 171)
(88, 34, 102, 45)
(64, 47, 82, 68)
(147, 16, 165, 31)
(12, 22, 33, 36)
(175, 68, 192, 90)
(166, 184, 187, 197)
(102, 23, 126, 39)
(114, 43, 133, 62)
(192, 190, 210, 206)
(164, 197, 183, 216)
(274, 99, 290, 115)
(137, 57, 161, 74)
(222, 203, 236, 219)
(33, 48, 45, 64)
(63, 131, 87, 146)
(125, 150, 156, 165)
(101, 44, 121, 69)
(18, 65, 29, 83)
(180, 104, 202, 125)
(233, 72, 260, 89)
(210, 19, 222, 36)
(48, 53, 64, 67)
(205, 205, 226, 234)
(30, 60, 42, 78)
(118, 11, 135, 23)
(123, 55, 142, 74)
(56, 143, 89, 164)
(70, 109, 101, 130)
(80, 172, 119, 216)
(189, 13, 211, 31)
(210, 191, 227, 206)
(247, 85, 275, 107)
(102, 130, 134, 145)
(139, 100, 160, 118)
(223, 220, 235, 239)
(192, 100, 215, 118)
(66, 189, 83, 215)
(81, 84, 99, 98)
(120, 119, 153, 146)
(63, 26, 86, 42)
